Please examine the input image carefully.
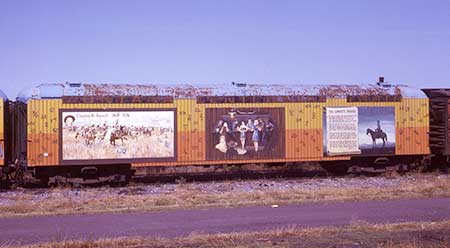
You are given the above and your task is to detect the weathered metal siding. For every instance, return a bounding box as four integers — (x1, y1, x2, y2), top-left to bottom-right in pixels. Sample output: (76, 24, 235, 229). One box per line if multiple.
(421, 89, 448, 156)
(396, 98, 430, 155)
(176, 99, 205, 162)
(27, 100, 61, 166)
(285, 102, 324, 159)
(0, 99, 4, 166)
(26, 96, 430, 167)
(321, 98, 429, 156)
(27, 99, 177, 167)
(136, 101, 345, 167)
(444, 98, 450, 156)
(448, 99, 450, 155)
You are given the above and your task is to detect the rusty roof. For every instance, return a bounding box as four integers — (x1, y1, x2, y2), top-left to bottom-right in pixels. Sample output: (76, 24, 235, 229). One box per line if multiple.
(17, 82, 427, 101)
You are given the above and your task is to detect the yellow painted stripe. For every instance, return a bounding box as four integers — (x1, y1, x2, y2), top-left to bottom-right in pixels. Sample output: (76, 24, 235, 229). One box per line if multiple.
(396, 98, 429, 128)
(62, 102, 176, 109)
(176, 99, 205, 132)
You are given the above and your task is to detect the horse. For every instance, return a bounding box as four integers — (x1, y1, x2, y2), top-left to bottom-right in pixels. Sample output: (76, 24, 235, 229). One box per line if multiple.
(366, 128, 387, 148)
(75, 126, 96, 146)
(109, 128, 128, 146)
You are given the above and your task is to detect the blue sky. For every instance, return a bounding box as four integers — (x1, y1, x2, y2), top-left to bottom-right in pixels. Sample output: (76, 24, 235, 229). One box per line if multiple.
(1, 0, 450, 98)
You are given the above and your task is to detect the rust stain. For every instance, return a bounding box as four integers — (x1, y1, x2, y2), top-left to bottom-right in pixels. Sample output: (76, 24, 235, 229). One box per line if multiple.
(71, 83, 410, 99)
(317, 85, 401, 98)
(82, 84, 214, 98)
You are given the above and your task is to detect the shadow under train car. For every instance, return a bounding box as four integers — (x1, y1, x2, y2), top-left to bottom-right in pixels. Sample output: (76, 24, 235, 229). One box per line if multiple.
(29, 164, 135, 187)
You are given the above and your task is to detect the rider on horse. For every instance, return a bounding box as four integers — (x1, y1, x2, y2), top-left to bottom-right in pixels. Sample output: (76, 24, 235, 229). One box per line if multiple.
(375, 120, 382, 135)
(367, 120, 388, 148)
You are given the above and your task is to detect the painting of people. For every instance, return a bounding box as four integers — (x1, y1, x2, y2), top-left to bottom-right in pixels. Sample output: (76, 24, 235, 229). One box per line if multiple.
(206, 108, 285, 160)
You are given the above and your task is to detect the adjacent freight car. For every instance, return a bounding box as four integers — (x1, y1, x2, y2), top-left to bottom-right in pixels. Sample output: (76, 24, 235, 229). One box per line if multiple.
(0, 90, 6, 167)
(4, 79, 433, 185)
(0, 89, 13, 187)
(423, 88, 450, 169)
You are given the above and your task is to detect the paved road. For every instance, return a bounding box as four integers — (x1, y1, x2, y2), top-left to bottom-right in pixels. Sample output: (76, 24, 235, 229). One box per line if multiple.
(1, 198, 450, 245)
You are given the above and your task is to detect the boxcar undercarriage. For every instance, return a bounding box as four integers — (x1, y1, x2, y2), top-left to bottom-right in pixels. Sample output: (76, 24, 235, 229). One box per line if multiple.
(1, 154, 443, 188)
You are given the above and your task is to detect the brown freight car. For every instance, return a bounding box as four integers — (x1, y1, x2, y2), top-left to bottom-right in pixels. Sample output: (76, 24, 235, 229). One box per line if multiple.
(10, 80, 430, 184)
(422, 89, 450, 170)
(0, 90, 6, 167)
(0, 89, 14, 187)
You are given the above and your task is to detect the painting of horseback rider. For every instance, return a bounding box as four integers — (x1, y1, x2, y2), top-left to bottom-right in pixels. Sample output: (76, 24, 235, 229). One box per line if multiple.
(366, 120, 388, 148)
(323, 106, 396, 156)
(358, 107, 395, 155)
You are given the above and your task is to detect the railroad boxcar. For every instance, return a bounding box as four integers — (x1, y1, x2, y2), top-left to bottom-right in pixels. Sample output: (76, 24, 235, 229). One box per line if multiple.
(0, 90, 6, 167)
(423, 88, 450, 169)
(0, 89, 13, 186)
(12, 79, 431, 184)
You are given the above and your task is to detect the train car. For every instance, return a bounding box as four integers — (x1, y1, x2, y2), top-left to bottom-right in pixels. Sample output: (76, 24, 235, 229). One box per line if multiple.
(0, 89, 13, 186)
(422, 88, 450, 168)
(0, 90, 6, 167)
(11, 78, 430, 184)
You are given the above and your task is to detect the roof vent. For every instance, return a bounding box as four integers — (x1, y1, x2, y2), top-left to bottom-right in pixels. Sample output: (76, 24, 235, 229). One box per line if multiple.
(68, 82, 81, 87)
(231, 81, 247, 87)
(376, 76, 392, 88)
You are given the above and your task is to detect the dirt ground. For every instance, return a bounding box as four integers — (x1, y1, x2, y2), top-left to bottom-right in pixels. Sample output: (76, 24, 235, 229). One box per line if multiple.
(0, 173, 449, 217)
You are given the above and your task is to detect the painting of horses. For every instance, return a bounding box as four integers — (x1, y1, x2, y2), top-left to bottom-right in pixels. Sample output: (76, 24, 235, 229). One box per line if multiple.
(323, 106, 395, 156)
(61, 110, 175, 162)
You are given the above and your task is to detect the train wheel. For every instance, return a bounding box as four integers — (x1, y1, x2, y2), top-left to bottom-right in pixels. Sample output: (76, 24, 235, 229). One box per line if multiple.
(320, 161, 350, 176)
(0, 168, 11, 189)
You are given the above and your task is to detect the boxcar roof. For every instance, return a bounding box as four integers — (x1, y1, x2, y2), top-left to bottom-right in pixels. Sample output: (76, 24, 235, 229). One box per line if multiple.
(422, 88, 450, 98)
(0, 89, 7, 101)
(17, 82, 427, 101)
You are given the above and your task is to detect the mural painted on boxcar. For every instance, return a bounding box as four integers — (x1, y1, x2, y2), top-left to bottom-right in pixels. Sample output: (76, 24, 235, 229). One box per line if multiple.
(61, 110, 175, 162)
(323, 106, 396, 156)
(205, 108, 285, 160)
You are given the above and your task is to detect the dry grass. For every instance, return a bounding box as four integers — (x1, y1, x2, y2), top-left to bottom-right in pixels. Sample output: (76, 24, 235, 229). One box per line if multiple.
(62, 130, 174, 160)
(14, 220, 450, 248)
(1, 174, 450, 218)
